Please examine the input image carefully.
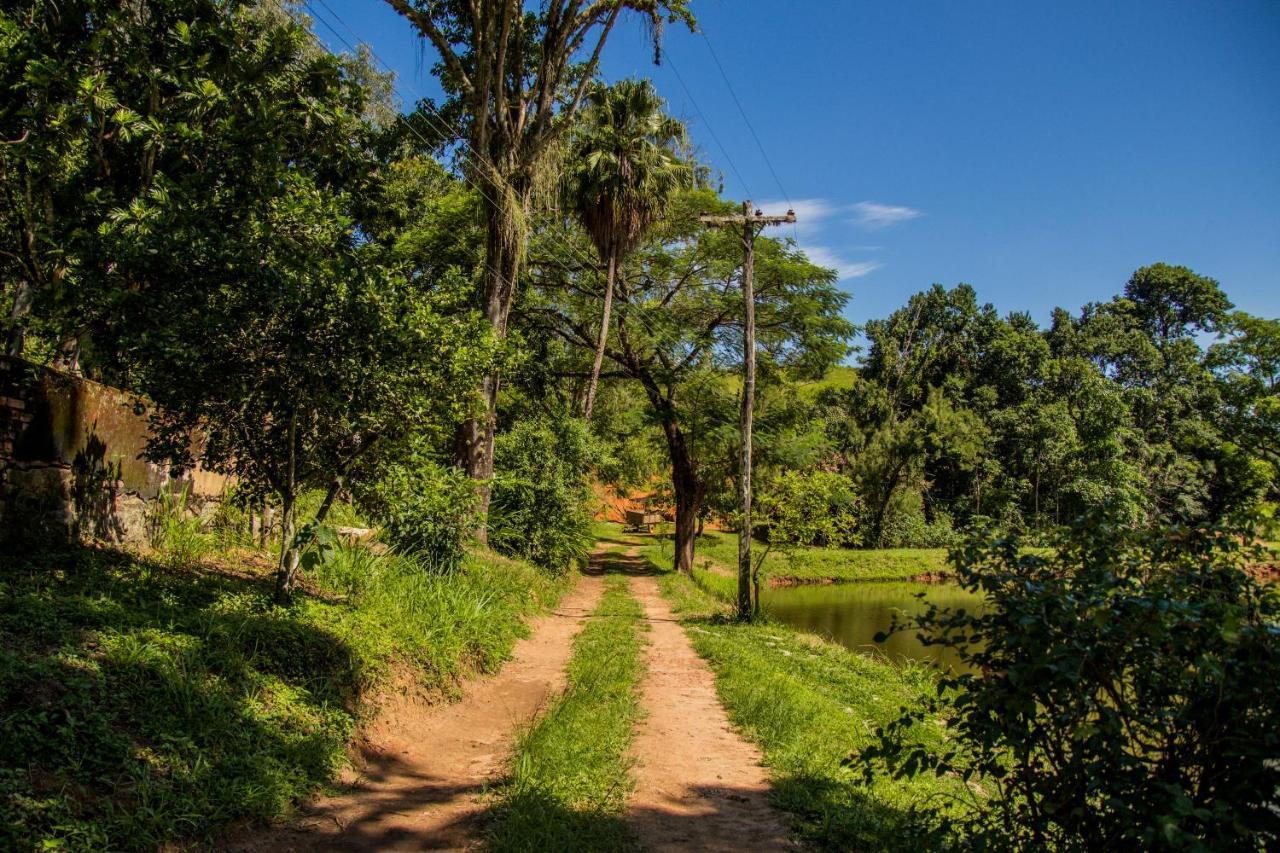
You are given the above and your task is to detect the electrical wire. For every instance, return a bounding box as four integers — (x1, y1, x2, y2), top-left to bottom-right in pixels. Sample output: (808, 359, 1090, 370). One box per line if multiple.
(279, 0, 760, 426)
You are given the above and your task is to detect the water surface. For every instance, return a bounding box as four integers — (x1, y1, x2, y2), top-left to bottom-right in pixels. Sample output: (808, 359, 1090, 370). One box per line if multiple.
(759, 580, 983, 673)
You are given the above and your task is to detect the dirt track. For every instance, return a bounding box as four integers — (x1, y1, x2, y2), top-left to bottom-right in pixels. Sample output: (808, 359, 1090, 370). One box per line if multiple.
(233, 572, 605, 851)
(624, 564, 795, 852)
(231, 539, 794, 851)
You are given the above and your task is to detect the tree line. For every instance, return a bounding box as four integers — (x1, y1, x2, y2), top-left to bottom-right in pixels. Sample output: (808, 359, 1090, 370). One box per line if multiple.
(4, 0, 1276, 601)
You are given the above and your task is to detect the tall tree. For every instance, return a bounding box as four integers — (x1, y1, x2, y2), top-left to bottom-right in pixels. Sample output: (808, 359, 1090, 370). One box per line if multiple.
(564, 78, 690, 419)
(69, 1, 492, 601)
(383, 0, 694, 540)
(531, 189, 851, 572)
(0, 0, 394, 374)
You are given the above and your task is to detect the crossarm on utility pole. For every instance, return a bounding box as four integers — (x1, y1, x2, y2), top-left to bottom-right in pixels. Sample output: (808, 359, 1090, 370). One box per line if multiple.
(697, 210, 796, 228)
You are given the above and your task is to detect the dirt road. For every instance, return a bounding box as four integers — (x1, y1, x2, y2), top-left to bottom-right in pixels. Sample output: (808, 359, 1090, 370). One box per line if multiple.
(625, 567, 795, 851)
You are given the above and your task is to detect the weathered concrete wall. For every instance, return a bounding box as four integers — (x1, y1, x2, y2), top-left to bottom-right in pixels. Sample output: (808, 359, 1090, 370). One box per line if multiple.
(0, 358, 228, 544)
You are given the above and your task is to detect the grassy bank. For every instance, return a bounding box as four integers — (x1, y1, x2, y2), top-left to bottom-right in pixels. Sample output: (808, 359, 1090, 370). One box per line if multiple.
(487, 572, 646, 852)
(0, 540, 564, 850)
(647, 526, 950, 583)
(609, 526, 967, 850)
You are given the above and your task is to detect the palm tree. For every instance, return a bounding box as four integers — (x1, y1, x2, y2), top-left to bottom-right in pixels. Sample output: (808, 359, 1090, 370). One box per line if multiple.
(565, 79, 691, 420)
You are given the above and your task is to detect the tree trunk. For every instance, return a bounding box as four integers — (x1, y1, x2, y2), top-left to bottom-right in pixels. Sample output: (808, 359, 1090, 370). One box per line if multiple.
(456, 186, 528, 544)
(871, 464, 906, 549)
(274, 475, 347, 605)
(662, 416, 702, 574)
(6, 278, 34, 357)
(582, 252, 616, 420)
(274, 493, 300, 604)
(274, 411, 300, 604)
(258, 505, 274, 549)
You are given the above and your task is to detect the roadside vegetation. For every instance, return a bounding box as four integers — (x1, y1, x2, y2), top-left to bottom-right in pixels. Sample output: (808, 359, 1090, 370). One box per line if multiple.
(865, 513, 1280, 848)
(487, 573, 646, 852)
(2, 0, 1277, 849)
(0, 521, 563, 850)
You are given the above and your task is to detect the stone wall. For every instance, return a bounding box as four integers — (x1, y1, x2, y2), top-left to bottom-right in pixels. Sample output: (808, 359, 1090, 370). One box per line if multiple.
(0, 358, 228, 544)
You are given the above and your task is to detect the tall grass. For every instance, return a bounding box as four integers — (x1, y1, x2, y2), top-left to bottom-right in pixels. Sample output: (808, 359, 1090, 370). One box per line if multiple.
(0, 535, 565, 849)
(147, 488, 217, 568)
(487, 575, 646, 852)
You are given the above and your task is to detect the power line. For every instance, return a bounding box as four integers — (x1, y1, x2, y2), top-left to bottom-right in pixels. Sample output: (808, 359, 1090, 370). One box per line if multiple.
(286, 0, 753, 427)
(698, 28, 791, 209)
(664, 53, 754, 200)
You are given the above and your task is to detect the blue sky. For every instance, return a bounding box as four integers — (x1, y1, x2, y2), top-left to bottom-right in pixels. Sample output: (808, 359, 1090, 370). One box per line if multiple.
(313, 0, 1280, 342)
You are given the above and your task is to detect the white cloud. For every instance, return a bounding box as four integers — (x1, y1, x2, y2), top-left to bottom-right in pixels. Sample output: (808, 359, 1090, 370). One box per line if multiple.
(799, 245, 882, 280)
(850, 201, 922, 230)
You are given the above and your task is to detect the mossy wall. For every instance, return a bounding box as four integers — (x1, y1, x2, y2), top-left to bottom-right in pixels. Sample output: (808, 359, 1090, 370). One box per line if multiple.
(0, 358, 227, 543)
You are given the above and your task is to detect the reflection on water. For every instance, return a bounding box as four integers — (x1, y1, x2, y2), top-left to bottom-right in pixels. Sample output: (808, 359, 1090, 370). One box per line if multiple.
(759, 580, 984, 674)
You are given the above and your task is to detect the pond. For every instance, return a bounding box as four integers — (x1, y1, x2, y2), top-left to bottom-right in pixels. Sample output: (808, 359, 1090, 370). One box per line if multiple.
(758, 580, 984, 673)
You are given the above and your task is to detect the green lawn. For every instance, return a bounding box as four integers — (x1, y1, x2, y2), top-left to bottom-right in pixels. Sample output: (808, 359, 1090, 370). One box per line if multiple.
(683, 528, 950, 583)
(0, 541, 565, 850)
(600, 526, 969, 850)
(486, 571, 646, 852)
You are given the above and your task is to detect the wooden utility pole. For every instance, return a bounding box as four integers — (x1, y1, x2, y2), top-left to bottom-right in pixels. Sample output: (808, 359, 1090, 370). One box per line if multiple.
(700, 201, 796, 620)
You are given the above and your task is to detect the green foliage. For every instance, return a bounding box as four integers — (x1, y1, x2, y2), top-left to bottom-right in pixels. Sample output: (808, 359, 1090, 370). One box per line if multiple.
(758, 468, 862, 548)
(864, 511, 1280, 850)
(0, 541, 562, 849)
(1, 0, 395, 362)
(146, 488, 215, 568)
(564, 78, 691, 263)
(356, 451, 477, 570)
(877, 490, 958, 549)
(489, 416, 598, 572)
(487, 574, 644, 852)
(807, 266, 1271, 542)
(528, 185, 854, 571)
(1210, 312, 1280, 504)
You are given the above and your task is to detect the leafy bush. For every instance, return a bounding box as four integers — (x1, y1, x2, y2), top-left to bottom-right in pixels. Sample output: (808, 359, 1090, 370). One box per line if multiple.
(877, 489, 957, 548)
(489, 416, 596, 573)
(863, 510, 1280, 850)
(357, 456, 477, 570)
(758, 468, 862, 547)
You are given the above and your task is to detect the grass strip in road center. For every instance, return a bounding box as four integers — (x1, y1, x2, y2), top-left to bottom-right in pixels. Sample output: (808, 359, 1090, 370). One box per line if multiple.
(487, 573, 646, 852)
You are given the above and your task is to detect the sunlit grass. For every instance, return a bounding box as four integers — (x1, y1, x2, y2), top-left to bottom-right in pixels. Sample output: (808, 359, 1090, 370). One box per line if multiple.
(487, 574, 645, 852)
(607, 527, 970, 850)
(692, 529, 950, 583)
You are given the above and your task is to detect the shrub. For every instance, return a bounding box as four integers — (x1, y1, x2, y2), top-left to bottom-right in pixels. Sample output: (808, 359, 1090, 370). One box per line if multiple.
(758, 469, 862, 547)
(876, 489, 957, 548)
(357, 457, 477, 571)
(147, 489, 215, 568)
(863, 509, 1280, 850)
(489, 416, 596, 573)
